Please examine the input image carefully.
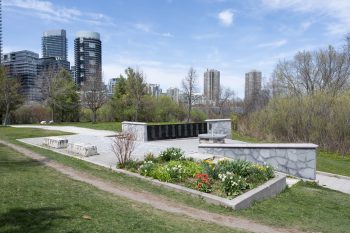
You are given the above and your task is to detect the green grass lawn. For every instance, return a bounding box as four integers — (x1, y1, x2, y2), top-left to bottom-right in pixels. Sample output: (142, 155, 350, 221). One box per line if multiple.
(1, 127, 350, 233)
(0, 143, 242, 233)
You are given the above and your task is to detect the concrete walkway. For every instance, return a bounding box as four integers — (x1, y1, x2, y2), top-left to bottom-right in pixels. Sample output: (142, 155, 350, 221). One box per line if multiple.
(0, 139, 302, 233)
(316, 171, 350, 194)
(11, 125, 350, 195)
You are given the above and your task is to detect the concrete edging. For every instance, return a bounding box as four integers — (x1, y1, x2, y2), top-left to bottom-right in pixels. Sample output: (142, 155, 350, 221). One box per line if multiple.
(17, 138, 286, 210)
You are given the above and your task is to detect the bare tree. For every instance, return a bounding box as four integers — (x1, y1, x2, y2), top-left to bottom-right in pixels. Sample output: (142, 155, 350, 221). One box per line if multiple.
(112, 130, 136, 168)
(0, 67, 22, 125)
(81, 77, 107, 123)
(182, 67, 199, 122)
(273, 36, 350, 97)
(217, 87, 235, 118)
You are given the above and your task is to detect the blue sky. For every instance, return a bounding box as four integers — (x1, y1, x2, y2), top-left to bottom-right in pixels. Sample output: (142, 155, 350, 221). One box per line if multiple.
(3, 0, 350, 98)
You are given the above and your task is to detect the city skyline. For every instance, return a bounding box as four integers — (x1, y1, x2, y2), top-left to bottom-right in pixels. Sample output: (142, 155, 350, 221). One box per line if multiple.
(3, 0, 350, 97)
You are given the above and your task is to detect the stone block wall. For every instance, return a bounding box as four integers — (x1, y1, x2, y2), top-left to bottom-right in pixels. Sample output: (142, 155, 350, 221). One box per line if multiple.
(122, 121, 147, 142)
(198, 143, 318, 180)
(205, 119, 231, 139)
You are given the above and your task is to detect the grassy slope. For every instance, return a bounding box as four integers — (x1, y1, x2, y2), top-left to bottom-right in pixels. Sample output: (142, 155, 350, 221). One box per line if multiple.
(233, 131, 350, 177)
(1, 127, 350, 233)
(0, 143, 241, 233)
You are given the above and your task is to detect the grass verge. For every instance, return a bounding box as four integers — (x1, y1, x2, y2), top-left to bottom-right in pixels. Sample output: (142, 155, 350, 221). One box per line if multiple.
(0, 143, 241, 233)
(1, 127, 350, 233)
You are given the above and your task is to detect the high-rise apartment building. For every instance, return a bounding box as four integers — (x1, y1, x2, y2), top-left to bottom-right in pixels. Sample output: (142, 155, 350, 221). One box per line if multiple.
(166, 87, 180, 103)
(107, 78, 119, 96)
(204, 69, 220, 104)
(74, 31, 102, 86)
(245, 70, 262, 100)
(42, 29, 67, 61)
(146, 83, 161, 97)
(2, 50, 40, 102)
(0, 0, 2, 64)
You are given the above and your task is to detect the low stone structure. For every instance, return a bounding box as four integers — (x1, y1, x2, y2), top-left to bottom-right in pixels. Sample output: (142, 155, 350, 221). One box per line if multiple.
(205, 119, 231, 139)
(67, 143, 98, 157)
(43, 137, 68, 149)
(198, 143, 318, 180)
(198, 133, 226, 144)
(122, 121, 147, 142)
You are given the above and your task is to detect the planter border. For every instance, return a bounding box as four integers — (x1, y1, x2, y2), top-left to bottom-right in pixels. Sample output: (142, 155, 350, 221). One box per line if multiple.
(18, 138, 287, 210)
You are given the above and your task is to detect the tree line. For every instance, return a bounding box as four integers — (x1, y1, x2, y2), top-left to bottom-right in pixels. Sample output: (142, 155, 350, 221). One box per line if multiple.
(240, 34, 350, 155)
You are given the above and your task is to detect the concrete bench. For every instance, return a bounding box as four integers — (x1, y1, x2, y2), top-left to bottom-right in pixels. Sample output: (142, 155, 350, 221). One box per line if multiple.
(43, 137, 68, 149)
(67, 143, 98, 157)
(199, 134, 226, 144)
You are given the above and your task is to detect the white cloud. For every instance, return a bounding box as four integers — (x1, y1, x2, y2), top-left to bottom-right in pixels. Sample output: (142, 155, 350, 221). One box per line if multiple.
(4, 0, 113, 25)
(261, 0, 350, 35)
(192, 33, 222, 40)
(134, 23, 151, 32)
(218, 9, 234, 26)
(134, 23, 174, 38)
(257, 39, 287, 48)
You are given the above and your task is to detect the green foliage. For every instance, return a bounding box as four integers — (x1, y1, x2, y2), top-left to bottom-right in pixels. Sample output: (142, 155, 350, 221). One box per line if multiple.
(122, 160, 141, 172)
(218, 172, 250, 197)
(240, 91, 350, 155)
(151, 165, 171, 182)
(165, 161, 188, 181)
(139, 161, 157, 177)
(0, 66, 23, 125)
(144, 152, 156, 161)
(13, 104, 51, 124)
(190, 108, 207, 122)
(158, 147, 184, 162)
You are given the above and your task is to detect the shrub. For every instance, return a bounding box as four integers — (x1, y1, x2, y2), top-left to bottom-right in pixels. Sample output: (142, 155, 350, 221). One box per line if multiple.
(144, 152, 156, 161)
(217, 159, 252, 177)
(218, 172, 250, 197)
(201, 159, 220, 179)
(166, 161, 188, 181)
(158, 147, 184, 162)
(151, 165, 171, 182)
(112, 131, 136, 168)
(139, 161, 157, 177)
(123, 160, 141, 172)
(181, 160, 203, 177)
(246, 164, 274, 184)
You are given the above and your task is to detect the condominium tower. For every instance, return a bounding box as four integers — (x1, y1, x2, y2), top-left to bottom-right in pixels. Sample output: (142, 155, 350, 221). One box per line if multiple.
(74, 31, 102, 86)
(2, 50, 40, 102)
(245, 70, 262, 100)
(42, 29, 67, 61)
(204, 69, 220, 104)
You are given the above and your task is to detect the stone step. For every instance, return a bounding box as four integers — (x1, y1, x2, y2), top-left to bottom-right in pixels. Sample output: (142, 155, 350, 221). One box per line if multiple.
(67, 142, 98, 157)
(43, 137, 68, 149)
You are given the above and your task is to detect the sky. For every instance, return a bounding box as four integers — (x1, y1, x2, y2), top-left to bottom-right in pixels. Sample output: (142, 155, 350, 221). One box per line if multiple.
(3, 0, 350, 98)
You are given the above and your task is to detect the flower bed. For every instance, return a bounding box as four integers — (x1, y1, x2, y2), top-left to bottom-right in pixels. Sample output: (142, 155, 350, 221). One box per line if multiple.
(123, 147, 275, 199)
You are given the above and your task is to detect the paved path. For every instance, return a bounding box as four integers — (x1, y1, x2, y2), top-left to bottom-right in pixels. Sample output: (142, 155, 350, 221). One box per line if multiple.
(0, 139, 302, 233)
(316, 172, 350, 194)
(11, 125, 116, 136)
(11, 125, 350, 194)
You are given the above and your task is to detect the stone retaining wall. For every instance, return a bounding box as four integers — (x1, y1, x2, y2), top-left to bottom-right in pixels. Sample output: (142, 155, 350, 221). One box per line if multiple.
(198, 143, 318, 180)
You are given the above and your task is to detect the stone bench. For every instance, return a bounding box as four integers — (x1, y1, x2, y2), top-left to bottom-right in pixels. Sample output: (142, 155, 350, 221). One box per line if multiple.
(199, 134, 226, 144)
(67, 143, 98, 157)
(43, 137, 68, 149)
